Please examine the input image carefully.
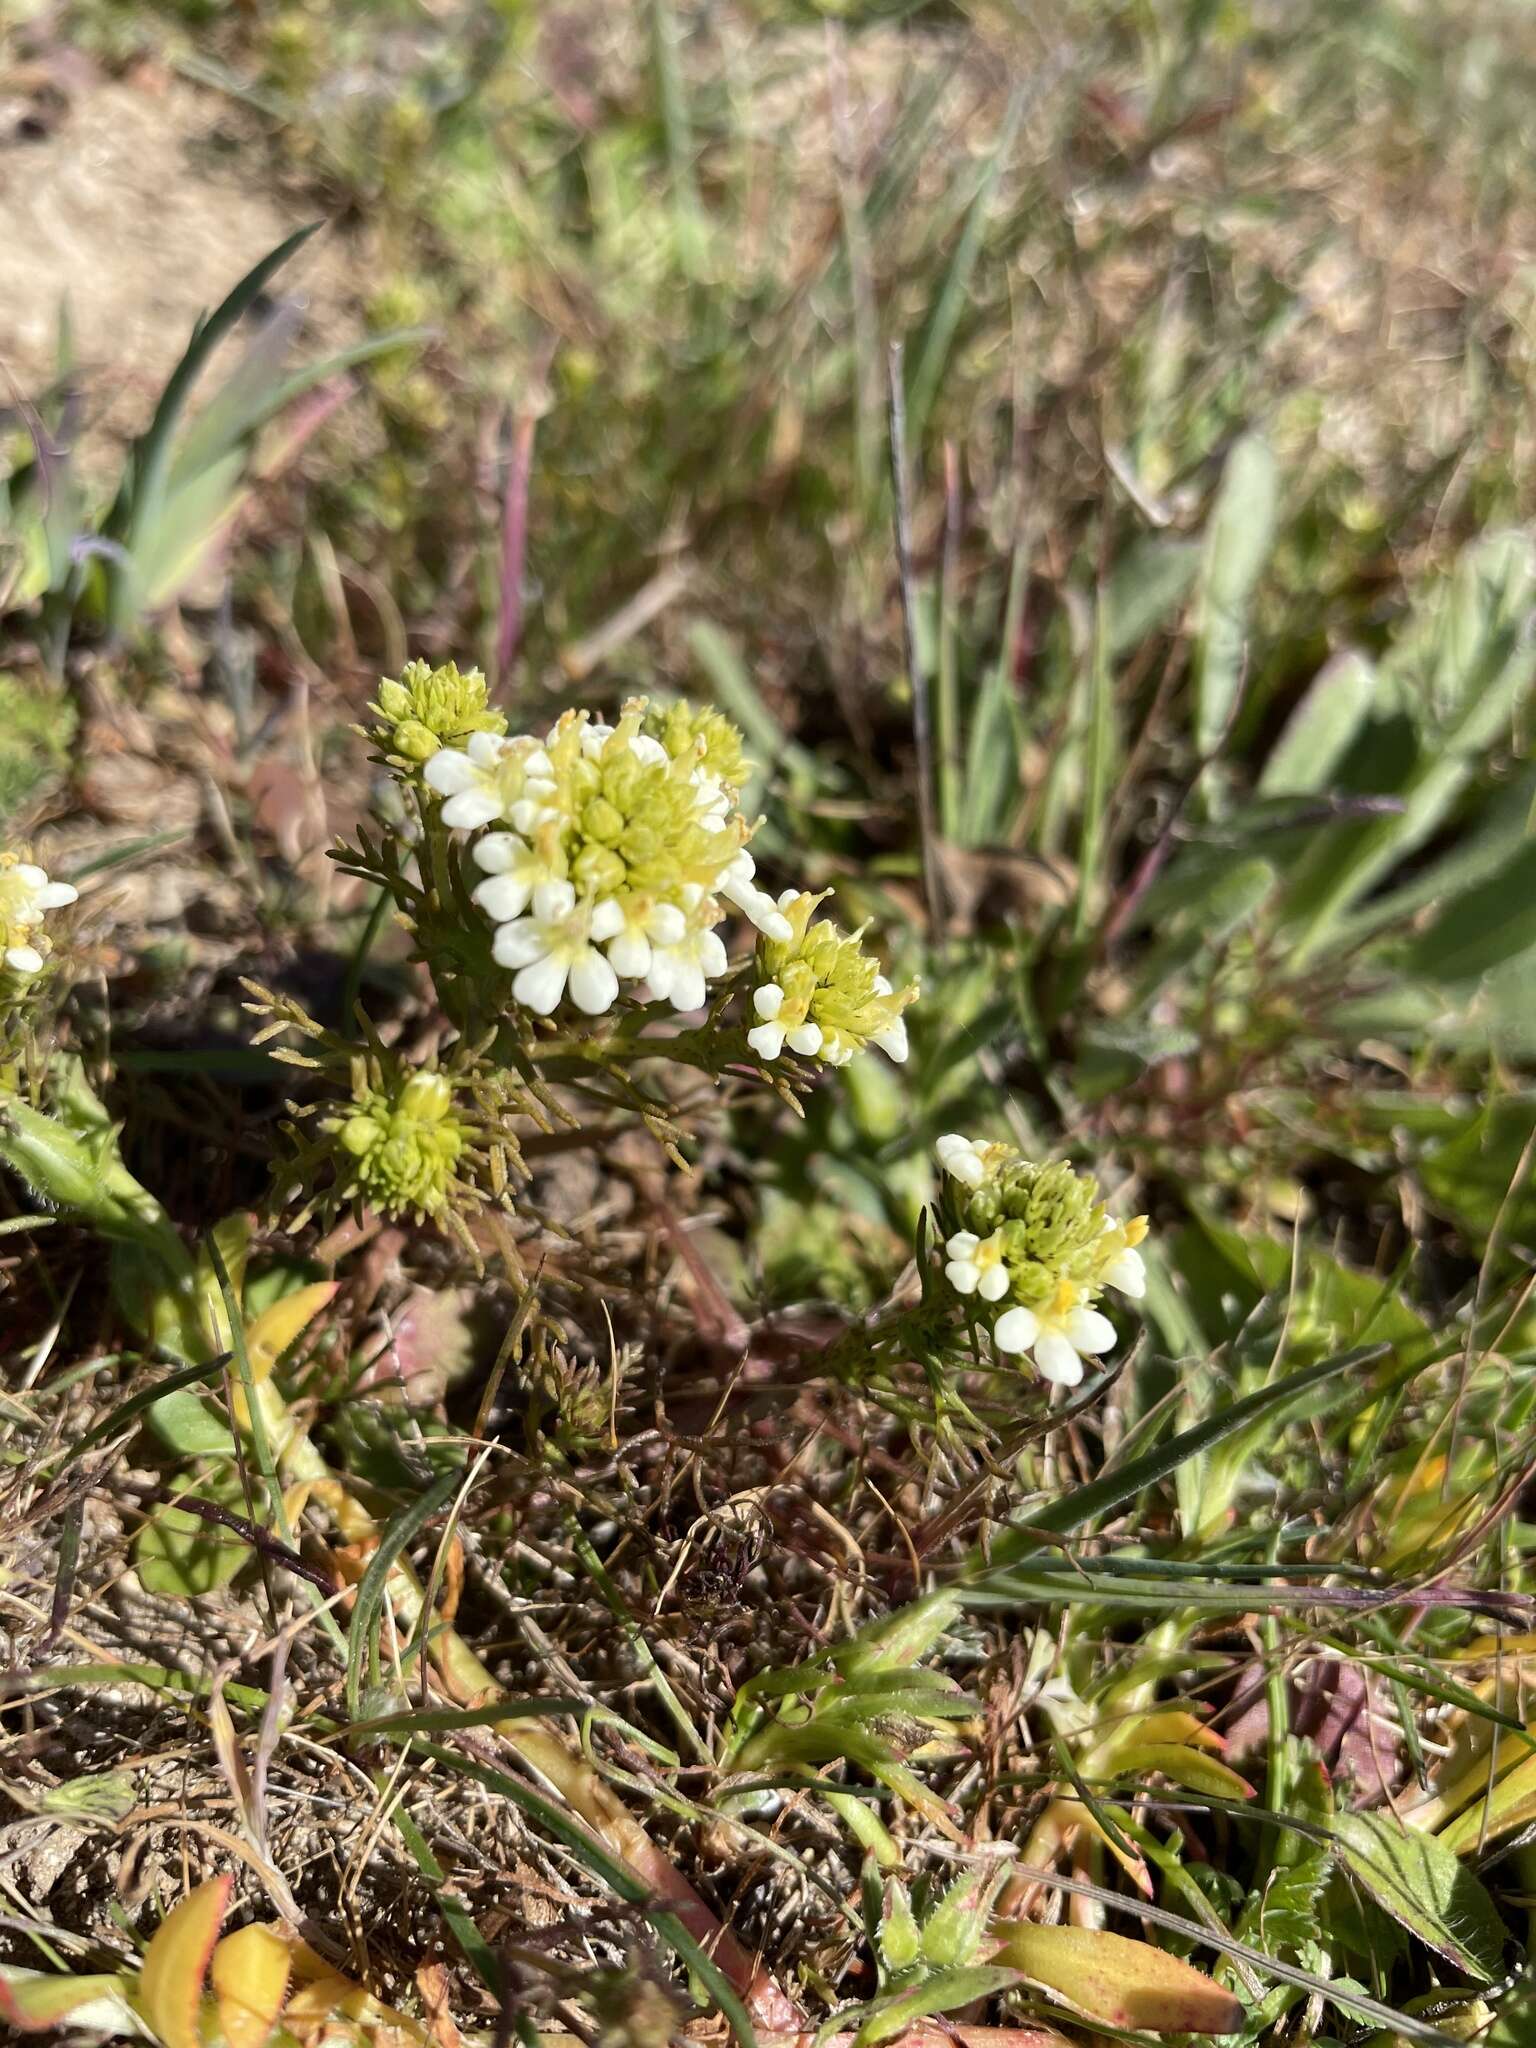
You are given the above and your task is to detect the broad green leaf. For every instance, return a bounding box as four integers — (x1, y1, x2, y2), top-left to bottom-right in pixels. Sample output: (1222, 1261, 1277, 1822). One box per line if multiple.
(1195, 432, 1277, 755)
(1404, 839, 1536, 986)
(1111, 1741, 1255, 1802)
(1106, 537, 1201, 658)
(1328, 1812, 1505, 1981)
(144, 1384, 237, 1459)
(1287, 530, 1536, 959)
(991, 1922, 1245, 2033)
(1259, 649, 1376, 795)
(135, 1466, 258, 1597)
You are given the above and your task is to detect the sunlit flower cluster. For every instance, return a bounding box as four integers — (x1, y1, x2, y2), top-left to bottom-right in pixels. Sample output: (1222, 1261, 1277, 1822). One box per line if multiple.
(748, 890, 917, 1068)
(0, 850, 77, 981)
(420, 697, 797, 1018)
(935, 1134, 1148, 1385)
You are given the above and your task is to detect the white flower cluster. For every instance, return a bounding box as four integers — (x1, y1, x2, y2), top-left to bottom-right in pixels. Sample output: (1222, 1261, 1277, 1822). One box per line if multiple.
(421, 701, 789, 1017)
(935, 1134, 1148, 1386)
(745, 889, 916, 1069)
(0, 853, 77, 979)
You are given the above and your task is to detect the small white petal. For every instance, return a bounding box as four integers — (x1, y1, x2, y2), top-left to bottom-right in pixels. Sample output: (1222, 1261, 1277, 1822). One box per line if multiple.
(630, 734, 668, 764)
(696, 930, 728, 978)
(670, 961, 707, 1012)
(473, 874, 533, 923)
(945, 1261, 980, 1296)
(1035, 1332, 1085, 1385)
(874, 1019, 909, 1061)
(466, 731, 506, 765)
(649, 902, 687, 944)
(747, 1022, 785, 1060)
(533, 879, 576, 921)
(873, 974, 892, 996)
(608, 930, 652, 980)
(752, 982, 785, 1021)
(34, 881, 77, 909)
(978, 1266, 1011, 1302)
(1102, 1249, 1147, 1299)
(993, 1306, 1040, 1355)
(589, 898, 626, 943)
(14, 864, 47, 888)
(936, 1134, 985, 1187)
(946, 1231, 980, 1259)
(1063, 1307, 1116, 1355)
(513, 953, 569, 1014)
(441, 790, 504, 831)
(4, 944, 44, 975)
(473, 832, 522, 874)
(423, 749, 478, 794)
(568, 949, 620, 1015)
(786, 1021, 824, 1056)
(493, 921, 550, 969)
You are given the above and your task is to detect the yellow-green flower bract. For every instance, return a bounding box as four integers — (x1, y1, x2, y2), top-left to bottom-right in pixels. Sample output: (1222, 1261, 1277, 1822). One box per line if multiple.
(369, 659, 507, 765)
(935, 1134, 1149, 1385)
(324, 1069, 467, 1220)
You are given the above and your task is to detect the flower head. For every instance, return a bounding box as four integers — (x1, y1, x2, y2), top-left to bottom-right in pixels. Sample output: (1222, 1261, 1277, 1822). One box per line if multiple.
(935, 1135, 1149, 1385)
(370, 659, 506, 765)
(325, 1068, 468, 1221)
(746, 891, 917, 1068)
(0, 851, 77, 980)
(422, 694, 792, 1020)
(491, 879, 624, 1016)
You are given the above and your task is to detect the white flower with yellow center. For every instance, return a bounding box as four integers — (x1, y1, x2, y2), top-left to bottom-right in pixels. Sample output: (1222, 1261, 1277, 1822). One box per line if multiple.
(943, 1228, 1011, 1302)
(994, 1283, 1117, 1386)
(490, 880, 624, 1016)
(646, 915, 728, 1013)
(423, 732, 556, 833)
(603, 895, 689, 983)
(0, 857, 77, 976)
(935, 1133, 995, 1187)
(1098, 1232, 1147, 1298)
(470, 829, 564, 925)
